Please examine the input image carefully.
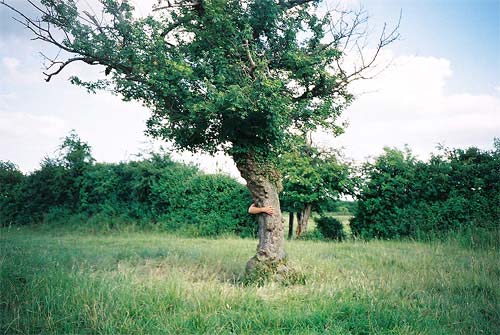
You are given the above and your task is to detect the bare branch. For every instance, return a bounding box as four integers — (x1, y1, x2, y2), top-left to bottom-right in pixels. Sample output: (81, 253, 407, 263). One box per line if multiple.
(326, 7, 401, 89)
(1, 0, 140, 82)
(39, 48, 62, 69)
(5, 3, 76, 55)
(26, 0, 49, 16)
(43, 57, 94, 82)
(83, 10, 105, 35)
(244, 39, 256, 77)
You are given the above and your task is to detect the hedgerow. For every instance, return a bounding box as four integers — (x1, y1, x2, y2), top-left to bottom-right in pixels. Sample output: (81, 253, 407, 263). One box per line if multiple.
(0, 133, 256, 237)
(350, 141, 500, 240)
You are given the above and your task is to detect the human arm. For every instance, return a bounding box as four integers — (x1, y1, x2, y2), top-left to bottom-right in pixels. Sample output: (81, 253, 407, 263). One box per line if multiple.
(248, 203, 274, 216)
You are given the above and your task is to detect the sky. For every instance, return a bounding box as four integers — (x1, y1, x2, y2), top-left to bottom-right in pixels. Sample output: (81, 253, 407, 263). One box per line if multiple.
(0, 0, 499, 178)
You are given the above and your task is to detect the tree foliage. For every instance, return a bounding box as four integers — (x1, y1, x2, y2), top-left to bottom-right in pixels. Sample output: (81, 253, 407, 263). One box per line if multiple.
(0, 161, 24, 225)
(278, 134, 352, 238)
(1, 0, 398, 161)
(279, 135, 352, 213)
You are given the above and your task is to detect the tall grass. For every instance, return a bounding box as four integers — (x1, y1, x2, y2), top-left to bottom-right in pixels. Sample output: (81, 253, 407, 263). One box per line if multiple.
(1, 225, 498, 334)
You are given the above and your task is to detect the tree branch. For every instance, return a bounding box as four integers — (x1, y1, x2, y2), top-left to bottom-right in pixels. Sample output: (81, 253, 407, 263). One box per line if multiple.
(43, 57, 95, 82)
(83, 10, 105, 35)
(1, 0, 138, 82)
(279, 0, 316, 9)
(328, 8, 401, 90)
(244, 39, 256, 77)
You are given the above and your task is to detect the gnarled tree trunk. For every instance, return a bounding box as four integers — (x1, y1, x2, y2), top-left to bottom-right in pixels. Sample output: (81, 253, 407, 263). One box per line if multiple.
(235, 154, 287, 275)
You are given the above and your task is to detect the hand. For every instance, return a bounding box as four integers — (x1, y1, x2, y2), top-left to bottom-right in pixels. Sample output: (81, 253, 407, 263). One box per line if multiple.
(261, 206, 274, 216)
(248, 203, 275, 215)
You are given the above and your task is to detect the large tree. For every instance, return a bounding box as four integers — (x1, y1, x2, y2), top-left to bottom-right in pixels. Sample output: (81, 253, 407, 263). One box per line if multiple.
(1, 0, 398, 277)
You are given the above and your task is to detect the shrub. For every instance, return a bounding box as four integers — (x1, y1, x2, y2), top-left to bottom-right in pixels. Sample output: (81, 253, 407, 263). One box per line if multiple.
(298, 229, 324, 241)
(351, 143, 500, 240)
(163, 174, 256, 237)
(315, 216, 346, 241)
(0, 161, 24, 226)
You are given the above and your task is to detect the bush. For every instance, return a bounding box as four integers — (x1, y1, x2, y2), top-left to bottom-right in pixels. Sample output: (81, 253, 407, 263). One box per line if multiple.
(351, 143, 500, 240)
(163, 174, 256, 237)
(297, 229, 324, 241)
(1, 132, 257, 237)
(0, 161, 24, 226)
(315, 216, 346, 241)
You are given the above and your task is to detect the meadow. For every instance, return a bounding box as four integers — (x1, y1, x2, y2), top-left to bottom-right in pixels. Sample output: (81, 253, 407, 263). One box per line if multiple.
(1, 224, 498, 335)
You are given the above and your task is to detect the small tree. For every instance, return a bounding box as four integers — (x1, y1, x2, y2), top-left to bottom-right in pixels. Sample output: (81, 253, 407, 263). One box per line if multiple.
(57, 131, 95, 211)
(2, 0, 398, 277)
(279, 134, 351, 238)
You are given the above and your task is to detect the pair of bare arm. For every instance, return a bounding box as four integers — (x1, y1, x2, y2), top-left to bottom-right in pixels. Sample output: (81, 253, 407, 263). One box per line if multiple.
(248, 203, 274, 216)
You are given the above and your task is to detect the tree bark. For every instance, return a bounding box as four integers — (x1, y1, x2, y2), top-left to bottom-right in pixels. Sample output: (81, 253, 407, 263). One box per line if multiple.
(288, 212, 294, 240)
(295, 203, 312, 238)
(234, 154, 287, 274)
(296, 211, 303, 237)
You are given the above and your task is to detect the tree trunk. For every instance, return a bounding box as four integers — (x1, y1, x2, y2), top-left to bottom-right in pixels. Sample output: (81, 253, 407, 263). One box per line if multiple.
(295, 204, 312, 238)
(288, 212, 294, 240)
(234, 154, 287, 275)
(295, 211, 303, 238)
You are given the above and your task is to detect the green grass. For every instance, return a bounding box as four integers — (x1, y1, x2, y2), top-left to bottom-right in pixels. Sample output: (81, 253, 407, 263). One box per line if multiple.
(1, 225, 498, 334)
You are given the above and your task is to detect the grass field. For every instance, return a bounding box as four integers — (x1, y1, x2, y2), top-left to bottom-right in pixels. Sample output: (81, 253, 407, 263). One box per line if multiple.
(1, 225, 498, 334)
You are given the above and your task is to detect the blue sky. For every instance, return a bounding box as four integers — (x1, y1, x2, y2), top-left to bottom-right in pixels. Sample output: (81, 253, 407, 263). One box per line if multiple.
(0, 0, 499, 174)
(363, 0, 499, 95)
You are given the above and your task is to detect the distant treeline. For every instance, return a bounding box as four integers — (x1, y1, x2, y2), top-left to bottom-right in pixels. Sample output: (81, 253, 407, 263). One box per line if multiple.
(0, 132, 256, 237)
(351, 141, 500, 240)
(1, 132, 498, 241)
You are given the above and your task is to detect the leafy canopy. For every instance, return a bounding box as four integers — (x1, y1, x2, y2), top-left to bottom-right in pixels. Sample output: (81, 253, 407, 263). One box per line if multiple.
(2, 0, 397, 160)
(279, 135, 352, 212)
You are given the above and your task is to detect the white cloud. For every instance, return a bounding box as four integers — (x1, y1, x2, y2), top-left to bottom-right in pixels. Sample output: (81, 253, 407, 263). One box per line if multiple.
(0, 111, 66, 137)
(316, 53, 500, 161)
(0, 49, 44, 85)
(0, 110, 68, 170)
(130, 0, 157, 17)
(2, 56, 20, 75)
(170, 150, 244, 182)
